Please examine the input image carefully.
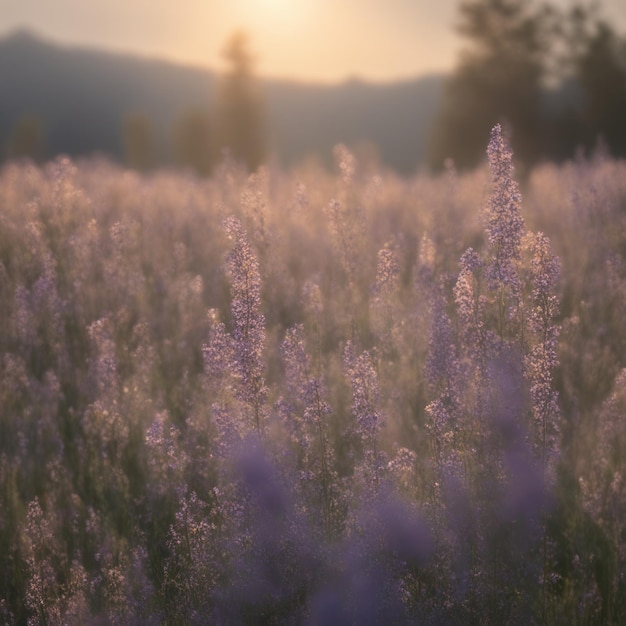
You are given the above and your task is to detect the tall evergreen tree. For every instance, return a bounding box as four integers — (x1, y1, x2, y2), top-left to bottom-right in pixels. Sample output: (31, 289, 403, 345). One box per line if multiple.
(429, 0, 552, 170)
(122, 113, 154, 172)
(546, 4, 626, 159)
(6, 114, 46, 162)
(574, 15, 626, 156)
(174, 109, 214, 176)
(214, 31, 267, 172)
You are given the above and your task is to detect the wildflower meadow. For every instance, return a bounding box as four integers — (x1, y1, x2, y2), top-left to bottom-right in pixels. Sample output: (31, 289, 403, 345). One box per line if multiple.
(0, 125, 625, 624)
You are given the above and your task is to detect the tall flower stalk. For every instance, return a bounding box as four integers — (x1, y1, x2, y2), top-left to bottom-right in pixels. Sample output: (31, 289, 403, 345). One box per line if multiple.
(484, 124, 525, 339)
(280, 323, 335, 531)
(223, 216, 267, 432)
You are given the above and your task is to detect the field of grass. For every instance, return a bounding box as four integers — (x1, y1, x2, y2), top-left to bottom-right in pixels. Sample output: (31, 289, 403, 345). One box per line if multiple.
(0, 127, 625, 624)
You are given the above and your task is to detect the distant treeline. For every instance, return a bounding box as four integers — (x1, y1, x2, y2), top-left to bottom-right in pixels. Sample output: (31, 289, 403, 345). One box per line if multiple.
(429, 0, 626, 170)
(122, 32, 266, 175)
(5, 31, 265, 175)
(2, 1, 625, 173)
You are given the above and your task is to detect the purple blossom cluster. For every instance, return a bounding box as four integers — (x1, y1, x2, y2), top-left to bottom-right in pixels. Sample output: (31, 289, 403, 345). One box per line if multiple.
(343, 340, 388, 496)
(523, 231, 561, 478)
(484, 124, 525, 298)
(371, 239, 401, 351)
(223, 216, 267, 430)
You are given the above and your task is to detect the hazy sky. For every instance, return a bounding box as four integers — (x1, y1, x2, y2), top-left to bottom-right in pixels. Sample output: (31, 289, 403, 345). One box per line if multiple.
(2, 0, 626, 83)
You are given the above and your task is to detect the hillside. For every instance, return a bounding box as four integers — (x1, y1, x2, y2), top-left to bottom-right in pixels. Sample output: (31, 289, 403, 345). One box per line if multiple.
(0, 30, 444, 172)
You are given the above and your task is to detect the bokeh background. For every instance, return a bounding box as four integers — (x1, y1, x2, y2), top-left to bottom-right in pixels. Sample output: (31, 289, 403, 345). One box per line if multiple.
(0, 0, 625, 172)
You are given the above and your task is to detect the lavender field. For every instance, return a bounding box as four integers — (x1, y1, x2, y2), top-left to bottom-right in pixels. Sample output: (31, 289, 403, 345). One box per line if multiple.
(0, 126, 625, 624)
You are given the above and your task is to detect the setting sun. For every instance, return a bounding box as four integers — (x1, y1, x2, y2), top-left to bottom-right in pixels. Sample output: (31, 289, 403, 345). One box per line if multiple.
(1, 0, 625, 82)
(233, 0, 314, 27)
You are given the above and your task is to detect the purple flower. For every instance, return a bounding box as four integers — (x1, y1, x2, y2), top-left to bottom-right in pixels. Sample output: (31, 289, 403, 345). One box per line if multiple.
(485, 124, 525, 297)
(223, 216, 267, 430)
(343, 341, 381, 445)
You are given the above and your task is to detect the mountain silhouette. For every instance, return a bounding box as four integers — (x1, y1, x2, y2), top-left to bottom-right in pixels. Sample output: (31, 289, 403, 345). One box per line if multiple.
(0, 29, 444, 172)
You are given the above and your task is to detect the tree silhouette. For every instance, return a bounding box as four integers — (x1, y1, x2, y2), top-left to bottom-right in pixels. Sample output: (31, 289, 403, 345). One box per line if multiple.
(573, 15, 626, 156)
(174, 109, 215, 176)
(6, 114, 46, 162)
(541, 3, 626, 160)
(429, 0, 553, 170)
(122, 113, 154, 171)
(214, 31, 267, 171)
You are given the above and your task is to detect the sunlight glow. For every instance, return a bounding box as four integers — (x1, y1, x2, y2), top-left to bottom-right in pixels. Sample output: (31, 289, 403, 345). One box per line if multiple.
(234, 0, 314, 27)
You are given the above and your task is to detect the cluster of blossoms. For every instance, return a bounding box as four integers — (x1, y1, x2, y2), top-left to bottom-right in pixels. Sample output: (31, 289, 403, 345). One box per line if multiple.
(223, 216, 267, 430)
(484, 124, 525, 298)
